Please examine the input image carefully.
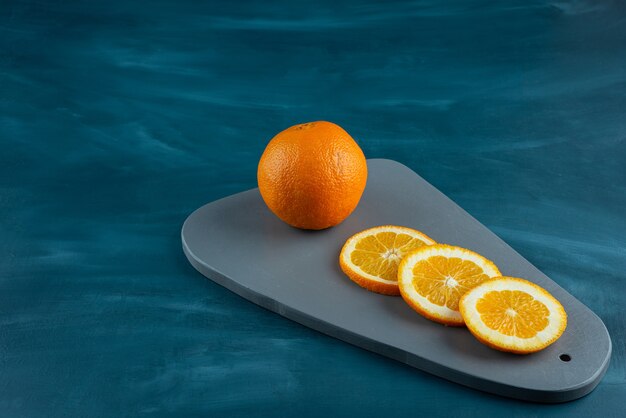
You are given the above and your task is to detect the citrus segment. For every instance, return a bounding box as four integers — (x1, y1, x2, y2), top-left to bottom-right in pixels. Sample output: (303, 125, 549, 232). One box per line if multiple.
(460, 277, 567, 354)
(340, 226, 436, 295)
(398, 244, 501, 325)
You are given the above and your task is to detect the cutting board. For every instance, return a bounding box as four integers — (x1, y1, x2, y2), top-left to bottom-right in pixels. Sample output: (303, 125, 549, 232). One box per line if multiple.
(181, 159, 611, 403)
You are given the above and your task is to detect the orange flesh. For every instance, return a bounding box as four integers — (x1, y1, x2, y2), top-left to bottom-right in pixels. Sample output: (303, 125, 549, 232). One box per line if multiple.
(350, 232, 428, 281)
(411, 257, 491, 310)
(476, 290, 550, 338)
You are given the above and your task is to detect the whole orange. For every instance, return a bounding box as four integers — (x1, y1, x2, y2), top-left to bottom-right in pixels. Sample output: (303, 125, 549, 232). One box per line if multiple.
(257, 121, 367, 230)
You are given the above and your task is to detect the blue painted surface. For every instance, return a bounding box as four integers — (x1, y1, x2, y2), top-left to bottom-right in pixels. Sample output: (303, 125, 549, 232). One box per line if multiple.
(1, 0, 624, 416)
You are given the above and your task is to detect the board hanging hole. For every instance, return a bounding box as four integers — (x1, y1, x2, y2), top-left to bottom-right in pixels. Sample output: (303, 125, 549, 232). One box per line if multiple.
(559, 354, 571, 362)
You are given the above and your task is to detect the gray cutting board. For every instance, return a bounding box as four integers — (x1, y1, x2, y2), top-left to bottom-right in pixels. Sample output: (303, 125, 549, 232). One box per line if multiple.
(181, 159, 611, 403)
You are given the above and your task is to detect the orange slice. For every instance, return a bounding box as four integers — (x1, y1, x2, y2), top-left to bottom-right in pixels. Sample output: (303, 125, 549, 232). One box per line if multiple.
(339, 226, 436, 295)
(398, 244, 501, 326)
(460, 277, 567, 354)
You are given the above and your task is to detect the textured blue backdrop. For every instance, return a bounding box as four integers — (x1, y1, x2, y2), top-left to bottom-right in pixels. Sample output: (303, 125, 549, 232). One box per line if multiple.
(1, 0, 625, 416)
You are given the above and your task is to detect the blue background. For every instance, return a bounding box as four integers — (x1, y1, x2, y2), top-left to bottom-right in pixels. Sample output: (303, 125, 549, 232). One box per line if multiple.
(1, 0, 625, 416)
